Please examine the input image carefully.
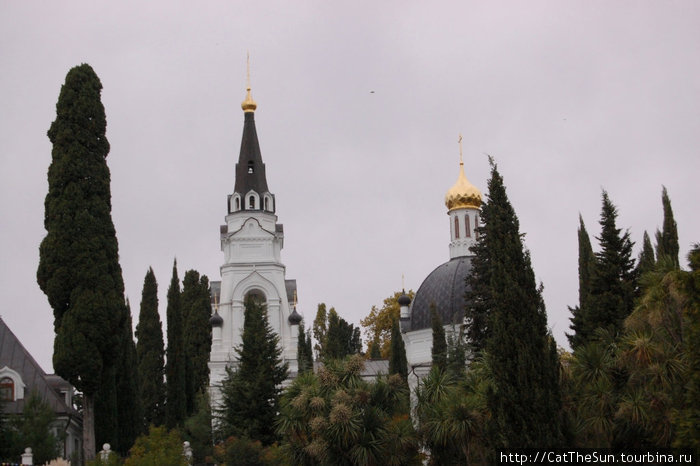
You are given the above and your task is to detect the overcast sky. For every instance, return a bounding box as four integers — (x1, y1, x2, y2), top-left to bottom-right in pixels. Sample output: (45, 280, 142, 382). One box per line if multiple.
(2, 1, 699, 373)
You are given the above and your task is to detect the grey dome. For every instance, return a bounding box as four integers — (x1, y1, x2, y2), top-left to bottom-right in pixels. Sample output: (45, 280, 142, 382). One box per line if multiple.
(398, 293, 411, 306)
(288, 307, 302, 325)
(409, 256, 473, 332)
(210, 311, 223, 328)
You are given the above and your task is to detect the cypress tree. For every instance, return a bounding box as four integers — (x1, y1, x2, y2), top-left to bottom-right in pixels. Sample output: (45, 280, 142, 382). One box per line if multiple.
(296, 321, 314, 374)
(567, 215, 596, 349)
(135, 267, 166, 427)
(37, 63, 126, 460)
(430, 304, 447, 372)
(474, 161, 564, 448)
(586, 191, 636, 340)
(165, 260, 186, 428)
(218, 296, 288, 445)
(637, 231, 656, 277)
(389, 317, 408, 381)
(655, 186, 680, 268)
(115, 301, 143, 454)
(181, 270, 212, 416)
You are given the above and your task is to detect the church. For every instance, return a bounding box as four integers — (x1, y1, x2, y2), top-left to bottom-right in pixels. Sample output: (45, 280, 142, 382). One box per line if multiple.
(208, 81, 302, 406)
(207, 79, 482, 400)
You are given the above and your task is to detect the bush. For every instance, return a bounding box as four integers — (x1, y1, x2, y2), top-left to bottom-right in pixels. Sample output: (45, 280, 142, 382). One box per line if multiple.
(124, 426, 188, 466)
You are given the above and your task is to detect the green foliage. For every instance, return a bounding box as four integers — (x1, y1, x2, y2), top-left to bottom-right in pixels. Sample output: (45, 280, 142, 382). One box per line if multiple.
(314, 305, 362, 361)
(296, 321, 314, 374)
(124, 426, 188, 466)
(37, 63, 128, 459)
(389, 317, 408, 381)
(446, 325, 467, 379)
(655, 186, 679, 268)
(416, 359, 491, 464)
(361, 291, 415, 359)
(469, 161, 565, 449)
(116, 302, 143, 454)
(430, 305, 447, 372)
(165, 260, 187, 429)
(3, 392, 62, 464)
(213, 436, 287, 466)
(568, 215, 596, 349)
(181, 270, 212, 416)
(637, 231, 656, 278)
(183, 390, 213, 464)
(587, 191, 637, 343)
(277, 355, 420, 465)
(218, 296, 288, 445)
(674, 245, 700, 452)
(135, 267, 165, 427)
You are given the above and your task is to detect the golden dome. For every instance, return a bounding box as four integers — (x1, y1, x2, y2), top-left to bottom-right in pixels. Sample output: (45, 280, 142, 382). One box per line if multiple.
(241, 86, 257, 113)
(445, 160, 482, 211)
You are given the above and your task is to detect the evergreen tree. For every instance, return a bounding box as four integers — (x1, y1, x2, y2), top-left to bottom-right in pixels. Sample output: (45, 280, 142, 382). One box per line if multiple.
(165, 260, 186, 429)
(116, 301, 143, 454)
(37, 63, 126, 460)
(637, 231, 656, 278)
(465, 198, 493, 356)
(585, 191, 637, 342)
(655, 186, 680, 268)
(389, 317, 408, 381)
(181, 270, 212, 416)
(568, 215, 596, 349)
(472, 161, 564, 449)
(218, 296, 288, 445)
(320, 307, 362, 360)
(312, 303, 328, 359)
(135, 267, 166, 427)
(11, 392, 61, 464)
(430, 305, 447, 372)
(446, 325, 468, 379)
(296, 321, 314, 374)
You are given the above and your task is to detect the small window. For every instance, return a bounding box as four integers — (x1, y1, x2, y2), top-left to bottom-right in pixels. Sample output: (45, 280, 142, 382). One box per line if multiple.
(454, 216, 460, 238)
(249, 196, 255, 209)
(264, 197, 270, 211)
(248, 161, 254, 174)
(465, 215, 471, 237)
(0, 377, 13, 401)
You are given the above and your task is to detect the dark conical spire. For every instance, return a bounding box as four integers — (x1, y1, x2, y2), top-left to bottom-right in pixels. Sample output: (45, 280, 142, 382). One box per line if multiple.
(232, 80, 274, 213)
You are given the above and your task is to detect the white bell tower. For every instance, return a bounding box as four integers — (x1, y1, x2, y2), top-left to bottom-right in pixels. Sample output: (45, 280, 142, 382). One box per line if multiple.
(209, 74, 300, 407)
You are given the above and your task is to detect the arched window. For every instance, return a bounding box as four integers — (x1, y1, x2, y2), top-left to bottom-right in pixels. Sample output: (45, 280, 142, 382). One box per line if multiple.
(0, 377, 13, 401)
(249, 196, 255, 209)
(235, 197, 240, 211)
(245, 289, 266, 306)
(247, 161, 254, 174)
(264, 197, 269, 211)
(454, 216, 460, 238)
(465, 214, 471, 237)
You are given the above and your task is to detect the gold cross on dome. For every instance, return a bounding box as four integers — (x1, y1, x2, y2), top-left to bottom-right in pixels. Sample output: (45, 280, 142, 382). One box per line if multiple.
(458, 133, 464, 164)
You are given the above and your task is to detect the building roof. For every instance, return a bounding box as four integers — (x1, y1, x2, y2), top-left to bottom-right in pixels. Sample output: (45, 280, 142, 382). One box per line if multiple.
(0, 317, 80, 417)
(233, 108, 270, 205)
(409, 256, 473, 332)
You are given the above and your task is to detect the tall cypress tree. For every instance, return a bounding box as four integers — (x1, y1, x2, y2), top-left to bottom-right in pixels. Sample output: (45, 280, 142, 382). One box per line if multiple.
(116, 301, 143, 454)
(181, 270, 212, 416)
(135, 267, 166, 427)
(389, 317, 408, 381)
(586, 191, 637, 341)
(637, 231, 656, 277)
(655, 186, 679, 268)
(37, 63, 126, 460)
(430, 305, 447, 372)
(473, 161, 564, 449)
(567, 215, 596, 349)
(165, 260, 186, 429)
(296, 321, 314, 374)
(218, 296, 288, 445)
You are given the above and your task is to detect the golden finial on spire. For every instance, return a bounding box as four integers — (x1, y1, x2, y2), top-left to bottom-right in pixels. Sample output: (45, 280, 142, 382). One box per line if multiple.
(402, 273, 405, 291)
(444, 133, 482, 211)
(241, 52, 257, 113)
(293, 290, 298, 308)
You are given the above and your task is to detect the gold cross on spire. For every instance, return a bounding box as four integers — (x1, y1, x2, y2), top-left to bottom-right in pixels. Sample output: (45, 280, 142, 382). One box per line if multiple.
(458, 133, 464, 165)
(246, 51, 251, 91)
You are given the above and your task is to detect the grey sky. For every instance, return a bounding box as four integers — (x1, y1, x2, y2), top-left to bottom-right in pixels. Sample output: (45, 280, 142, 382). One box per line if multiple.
(2, 1, 699, 372)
